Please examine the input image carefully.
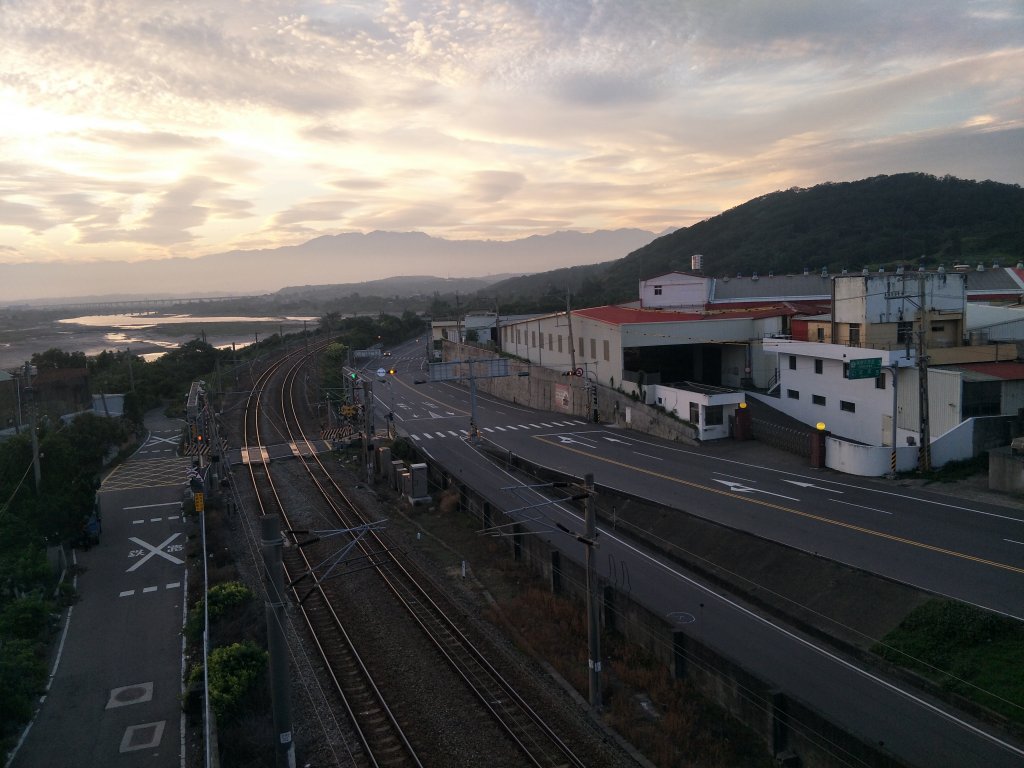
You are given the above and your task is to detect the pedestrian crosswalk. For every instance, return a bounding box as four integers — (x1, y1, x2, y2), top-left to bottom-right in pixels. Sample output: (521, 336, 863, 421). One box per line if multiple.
(407, 420, 587, 441)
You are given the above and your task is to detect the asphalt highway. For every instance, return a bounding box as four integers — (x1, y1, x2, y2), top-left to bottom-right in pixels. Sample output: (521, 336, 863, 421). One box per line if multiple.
(361, 338, 1024, 768)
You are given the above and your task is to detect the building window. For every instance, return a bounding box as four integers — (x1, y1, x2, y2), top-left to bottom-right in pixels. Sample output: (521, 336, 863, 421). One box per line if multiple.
(840, 400, 856, 413)
(787, 389, 799, 399)
(515, 329, 520, 345)
(689, 402, 699, 423)
(789, 355, 797, 370)
(603, 340, 610, 361)
(812, 394, 826, 406)
(814, 359, 823, 374)
(849, 324, 861, 346)
(897, 321, 914, 344)
(590, 338, 597, 358)
(548, 333, 553, 351)
(531, 331, 536, 347)
(962, 380, 1001, 417)
(931, 323, 945, 333)
(578, 337, 584, 357)
(705, 405, 724, 426)
(816, 327, 825, 342)
(876, 373, 886, 389)
(654, 285, 663, 296)
(557, 335, 563, 353)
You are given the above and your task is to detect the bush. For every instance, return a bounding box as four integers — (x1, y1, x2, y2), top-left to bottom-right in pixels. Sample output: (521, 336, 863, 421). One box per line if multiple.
(0, 639, 47, 731)
(190, 641, 268, 725)
(0, 595, 55, 642)
(186, 581, 254, 644)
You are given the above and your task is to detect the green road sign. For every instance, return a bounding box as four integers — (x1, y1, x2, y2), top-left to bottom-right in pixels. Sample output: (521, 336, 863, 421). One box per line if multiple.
(847, 358, 882, 379)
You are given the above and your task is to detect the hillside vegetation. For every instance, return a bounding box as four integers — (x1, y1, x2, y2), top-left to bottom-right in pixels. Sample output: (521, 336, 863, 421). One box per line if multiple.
(490, 173, 1024, 311)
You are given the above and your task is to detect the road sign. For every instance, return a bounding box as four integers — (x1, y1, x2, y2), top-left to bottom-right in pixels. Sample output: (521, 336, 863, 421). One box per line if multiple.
(846, 358, 882, 380)
(193, 492, 204, 512)
(574, 367, 584, 377)
(376, 367, 387, 378)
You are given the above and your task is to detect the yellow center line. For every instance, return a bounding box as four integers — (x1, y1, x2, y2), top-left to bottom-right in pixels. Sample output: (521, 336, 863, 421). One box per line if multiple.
(535, 436, 1024, 576)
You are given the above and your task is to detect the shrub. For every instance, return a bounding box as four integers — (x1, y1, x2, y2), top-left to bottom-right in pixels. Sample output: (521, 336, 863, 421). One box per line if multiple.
(190, 641, 268, 725)
(0, 595, 55, 642)
(186, 581, 254, 644)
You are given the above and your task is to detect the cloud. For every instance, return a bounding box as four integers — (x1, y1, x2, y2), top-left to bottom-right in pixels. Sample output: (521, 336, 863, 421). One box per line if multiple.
(0, 0, 1021, 271)
(272, 199, 358, 226)
(467, 171, 526, 203)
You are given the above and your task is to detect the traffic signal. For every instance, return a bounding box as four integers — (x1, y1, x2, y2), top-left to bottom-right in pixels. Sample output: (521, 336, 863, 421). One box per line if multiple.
(388, 368, 396, 375)
(349, 372, 358, 380)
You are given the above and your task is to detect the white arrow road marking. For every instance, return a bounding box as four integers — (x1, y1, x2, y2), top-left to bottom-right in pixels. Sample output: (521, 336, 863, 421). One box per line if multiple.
(782, 480, 844, 494)
(603, 436, 629, 443)
(126, 534, 183, 572)
(713, 479, 799, 501)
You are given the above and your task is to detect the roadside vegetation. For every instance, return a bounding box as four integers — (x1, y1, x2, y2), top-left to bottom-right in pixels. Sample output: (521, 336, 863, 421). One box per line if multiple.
(874, 599, 1024, 725)
(0, 412, 136, 754)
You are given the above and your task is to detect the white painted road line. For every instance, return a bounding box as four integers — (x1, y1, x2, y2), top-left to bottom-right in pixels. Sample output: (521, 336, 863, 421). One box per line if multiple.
(834, 500, 892, 515)
(119, 590, 135, 598)
(1006, 538, 1024, 546)
(125, 502, 180, 510)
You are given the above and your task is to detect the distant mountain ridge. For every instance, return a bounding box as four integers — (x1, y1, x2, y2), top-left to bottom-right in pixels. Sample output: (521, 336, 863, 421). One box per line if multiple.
(489, 174, 1024, 308)
(0, 228, 658, 304)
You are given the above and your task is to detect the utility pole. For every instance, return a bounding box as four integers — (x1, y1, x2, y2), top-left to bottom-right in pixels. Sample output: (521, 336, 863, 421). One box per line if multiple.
(260, 515, 295, 768)
(584, 473, 601, 709)
(566, 290, 578, 373)
(24, 362, 41, 491)
(917, 277, 931, 472)
(126, 346, 135, 393)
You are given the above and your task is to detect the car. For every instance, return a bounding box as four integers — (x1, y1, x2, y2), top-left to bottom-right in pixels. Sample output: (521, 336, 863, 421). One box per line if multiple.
(383, 351, 392, 357)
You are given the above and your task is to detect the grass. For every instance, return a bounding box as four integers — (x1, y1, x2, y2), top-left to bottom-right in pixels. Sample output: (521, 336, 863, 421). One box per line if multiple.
(873, 599, 1024, 724)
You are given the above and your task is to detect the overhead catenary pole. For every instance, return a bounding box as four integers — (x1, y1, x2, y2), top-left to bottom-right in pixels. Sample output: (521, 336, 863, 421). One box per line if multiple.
(260, 514, 295, 768)
(584, 472, 601, 709)
(362, 380, 374, 484)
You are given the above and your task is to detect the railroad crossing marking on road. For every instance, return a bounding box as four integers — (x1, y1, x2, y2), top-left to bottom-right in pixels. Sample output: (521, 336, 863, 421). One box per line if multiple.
(126, 534, 184, 572)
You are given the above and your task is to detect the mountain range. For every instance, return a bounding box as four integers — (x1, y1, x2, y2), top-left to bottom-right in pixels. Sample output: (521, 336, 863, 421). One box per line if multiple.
(0, 229, 660, 304)
(487, 173, 1024, 309)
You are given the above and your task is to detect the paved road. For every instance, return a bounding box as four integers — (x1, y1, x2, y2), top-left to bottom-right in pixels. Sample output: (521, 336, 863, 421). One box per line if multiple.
(366, 339, 1024, 768)
(10, 422, 191, 768)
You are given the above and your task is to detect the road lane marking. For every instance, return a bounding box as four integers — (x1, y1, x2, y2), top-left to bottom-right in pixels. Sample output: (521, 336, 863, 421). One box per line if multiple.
(1006, 539, 1024, 546)
(783, 480, 844, 493)
(634, 452, 663, 461)
(125, 502, 180, 510)
(535, 435, 1024, 577)
(619, 435, 1024, 523)
(834, 500, 892, 515)
(713, 471, 760, 483)
(713, 479, 799, 501)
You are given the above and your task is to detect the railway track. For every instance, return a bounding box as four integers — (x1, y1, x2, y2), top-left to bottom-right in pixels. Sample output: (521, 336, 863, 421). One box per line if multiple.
(237, 344, 589, 767)
(241, 348, 420, 768)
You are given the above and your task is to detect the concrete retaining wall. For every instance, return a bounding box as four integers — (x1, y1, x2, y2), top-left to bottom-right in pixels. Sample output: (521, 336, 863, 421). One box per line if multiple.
(400, 440, 915, 768)
(445, 341, 698, 445)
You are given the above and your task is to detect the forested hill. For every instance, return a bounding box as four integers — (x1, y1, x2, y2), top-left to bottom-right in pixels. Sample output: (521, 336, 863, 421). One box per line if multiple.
(490, 173, 1024, 310)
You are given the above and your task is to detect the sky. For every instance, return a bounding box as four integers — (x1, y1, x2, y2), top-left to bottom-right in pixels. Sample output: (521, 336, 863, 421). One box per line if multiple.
(1, 0, 1022, 269)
